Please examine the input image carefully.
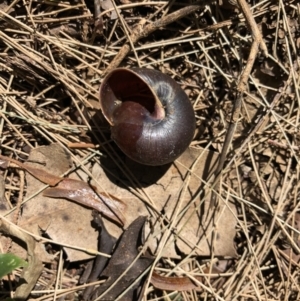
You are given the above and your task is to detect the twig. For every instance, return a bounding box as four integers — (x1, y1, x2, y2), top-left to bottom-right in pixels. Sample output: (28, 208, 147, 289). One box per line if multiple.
(103, 1, 210, 76)
(236, 0, 268, 57)
(211, 0, 268, 205)
(13, 170, 24, 224)
(268, 139, 300, 151)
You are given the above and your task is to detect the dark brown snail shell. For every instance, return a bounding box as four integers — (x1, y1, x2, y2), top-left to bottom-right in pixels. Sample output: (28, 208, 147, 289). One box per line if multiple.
(99, 68, 195, 166)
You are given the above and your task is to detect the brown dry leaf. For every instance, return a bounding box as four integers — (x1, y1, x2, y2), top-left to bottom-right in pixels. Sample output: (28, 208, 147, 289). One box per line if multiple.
(13, 144, 98, 262)
(43, 178, 126, 226)
(92, 147, 237, 258)
(88, 216, 153, 301)
(0, 153, 62, 186)
(81, 211, 117, 300)
(0, 152, 126, 225)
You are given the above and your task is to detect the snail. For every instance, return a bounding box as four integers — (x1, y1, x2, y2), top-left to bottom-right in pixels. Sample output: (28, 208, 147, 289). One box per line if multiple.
(99, 68, 195, 166)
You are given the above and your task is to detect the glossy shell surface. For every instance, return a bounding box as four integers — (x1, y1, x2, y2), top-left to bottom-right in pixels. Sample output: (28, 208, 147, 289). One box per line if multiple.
(99, 68, 195, 165)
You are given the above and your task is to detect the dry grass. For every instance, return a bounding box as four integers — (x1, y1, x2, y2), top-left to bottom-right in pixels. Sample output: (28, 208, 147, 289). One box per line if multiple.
(0, 0, 300, 300)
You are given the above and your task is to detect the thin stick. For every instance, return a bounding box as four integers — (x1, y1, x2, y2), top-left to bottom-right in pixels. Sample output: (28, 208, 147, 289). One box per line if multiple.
(103, 1, 210, 76)
(211, 0, 268, 205)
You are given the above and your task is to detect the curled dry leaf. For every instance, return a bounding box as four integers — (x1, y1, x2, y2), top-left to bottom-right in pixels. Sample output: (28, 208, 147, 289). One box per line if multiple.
(88, 216, 153, 301)
(17, 144, 98, 262)
(43, 178, 126, 226)
(0, 153, 126, 226)
(82, 211, 117, 300)
(151, 271, 203, 291)
(0, 154, 62, 186)
(150, 262, 225, 292)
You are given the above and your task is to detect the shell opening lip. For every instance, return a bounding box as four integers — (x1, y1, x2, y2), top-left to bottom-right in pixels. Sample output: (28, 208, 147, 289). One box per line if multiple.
(100, 68, 165, 124)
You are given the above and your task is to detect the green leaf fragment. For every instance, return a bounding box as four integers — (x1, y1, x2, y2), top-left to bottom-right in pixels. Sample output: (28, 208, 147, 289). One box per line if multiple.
(0, 253, 28, 278)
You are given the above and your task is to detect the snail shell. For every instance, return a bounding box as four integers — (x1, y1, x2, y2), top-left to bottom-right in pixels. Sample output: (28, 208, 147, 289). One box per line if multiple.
(99, 68, 195, 166)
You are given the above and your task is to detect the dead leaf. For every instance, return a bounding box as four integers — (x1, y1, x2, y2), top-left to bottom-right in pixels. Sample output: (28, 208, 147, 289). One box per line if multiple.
(92, 147, 237, 258)
(82, 211, 117, 300)
(43, 178, 126, 226)
(88, 216, 153, 301)
(150, 259, 230, 292)
(14, 144, 99, 262)
(2, 143, 127, 262)
(0, 152, 126, 225)
(0, 154, 62, 186)
(150, 271, 203, 292)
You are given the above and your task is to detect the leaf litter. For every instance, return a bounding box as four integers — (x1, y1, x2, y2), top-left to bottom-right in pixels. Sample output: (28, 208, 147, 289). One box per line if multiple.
(92, 146, 237, 258)
(1, 142, 237, 298)
(0, 0, 299, 300)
